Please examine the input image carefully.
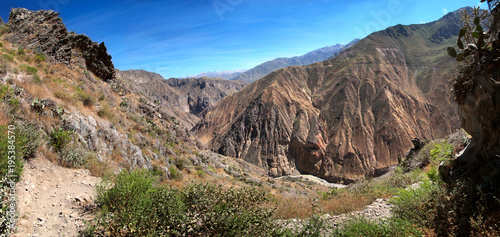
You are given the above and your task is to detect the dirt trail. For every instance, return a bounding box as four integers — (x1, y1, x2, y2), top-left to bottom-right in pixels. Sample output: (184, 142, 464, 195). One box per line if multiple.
(13, 157, 100, 237)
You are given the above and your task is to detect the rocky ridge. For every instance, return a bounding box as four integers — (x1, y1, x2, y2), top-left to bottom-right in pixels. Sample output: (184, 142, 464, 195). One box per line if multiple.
(5, 8, 115, 81)
(194, 10, 463, 183)
(232, 39, 359, 83)
(117, 69, 247, 128)
(166, 77, 247, 117)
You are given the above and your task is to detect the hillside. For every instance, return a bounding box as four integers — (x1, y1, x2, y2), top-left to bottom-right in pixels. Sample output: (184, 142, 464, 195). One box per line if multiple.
(232, 39, 359, 82)
(117, 69, 247, 128)
(166, 77, 247, 117)
(194, 9, 463, 183)
(0, 8, 350, 236)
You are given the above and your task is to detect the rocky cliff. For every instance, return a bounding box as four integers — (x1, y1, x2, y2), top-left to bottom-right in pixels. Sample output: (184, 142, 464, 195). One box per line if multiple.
(5, 8, 115, 81)
(448, 8, 500, 174)
(194, 11, 463, 183)
(117, 70, 247, 128)
(166, 77, 247, 117)
(116, 69, 199, 128)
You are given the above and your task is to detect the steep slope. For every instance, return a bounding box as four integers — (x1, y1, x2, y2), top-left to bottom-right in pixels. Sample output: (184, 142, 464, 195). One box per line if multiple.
(117, 70, 247, 128)
(116, 69, 199, 128)
(5, 8, 115, 81)
(194, 10, 463, 183)
(232, 39, 359, 82)
(166, 77, 247, 117)
(183, 70, 246, 80)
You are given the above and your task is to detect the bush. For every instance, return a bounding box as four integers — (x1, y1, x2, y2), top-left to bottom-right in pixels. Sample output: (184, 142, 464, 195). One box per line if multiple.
(1, 54, 13, 62)
(0, 123, 41, 235)
(97, 106, 114, 120)
(175, 156, 192, 170)
(85, 170, 279, 236)
(195, 169, 206, 178)
(19, 64, 37, 75)
(85, 158, 111, 177)
(390, 180, 442, 228)
(331, 217, 423, 237)
(17, 47, 25, 55)
(53, 91, 72, 102)
(430, 141, 453, 164)
(34, 53, 46, 63)
(50, 128, 72, 152)
(58, 145, 87, 168)
(76, 91, 95, 107)
(169, 165, 183, 180)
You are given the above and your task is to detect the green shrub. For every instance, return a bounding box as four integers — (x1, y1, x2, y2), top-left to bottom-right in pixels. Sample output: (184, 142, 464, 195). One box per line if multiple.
(97, 106, 114, 120)
(0, 85, 9, 101)
(34, 53, 46, 63)
(390, 180, 442, 228)
(430, 141, 453, 163)
(17, 47, 25, 56)
(169, 165, 183, 180)
(76, 91, 95, 107)
(86, 170, 278, 236)
(19, 64, 37, 75)
(331, 217, 423, 237)
(1, 54, 13, 62)
(175, 156, 192, 170)
(58, 145, 87, 168)
(50, 128, 72, 152)
(426, 167, 439, 182)
(195, 169, 206, 178)
(0, 42, 3, 48)
(0, 124, 41, 235)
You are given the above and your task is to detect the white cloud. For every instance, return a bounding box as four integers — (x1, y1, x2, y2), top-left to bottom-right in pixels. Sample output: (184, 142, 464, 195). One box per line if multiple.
(442, 8, 449, 15)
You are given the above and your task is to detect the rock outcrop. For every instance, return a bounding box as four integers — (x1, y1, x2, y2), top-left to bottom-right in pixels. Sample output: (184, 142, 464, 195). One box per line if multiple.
(449, 8, 500, 172)
(194, 10, 463, 183)
(116, 69, 198, 128)
(166, 77, 247, 116)
(117, 70, 247, 128)
(6, 8, 115, 80)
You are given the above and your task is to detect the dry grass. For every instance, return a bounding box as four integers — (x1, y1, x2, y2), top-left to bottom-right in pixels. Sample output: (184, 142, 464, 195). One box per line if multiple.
(53, 90, 73, 103)
(273, 195, 314, 219)
(40, 145, 58, 163)
(85, 158, 112, 177)
(19, 81, 52, 99)
(321, 192, 371, 215)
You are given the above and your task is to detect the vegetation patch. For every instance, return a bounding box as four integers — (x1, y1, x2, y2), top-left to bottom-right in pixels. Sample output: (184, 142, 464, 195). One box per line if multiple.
(84, 170, 280, 236)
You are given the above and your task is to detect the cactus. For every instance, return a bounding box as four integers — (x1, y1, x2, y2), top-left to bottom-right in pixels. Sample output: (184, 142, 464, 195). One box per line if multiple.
(448, 7, 492, 61)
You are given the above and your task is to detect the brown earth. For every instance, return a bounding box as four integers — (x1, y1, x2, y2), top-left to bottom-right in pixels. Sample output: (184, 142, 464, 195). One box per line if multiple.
(13, 157, 100, 237)
(194, 10, 463, 183)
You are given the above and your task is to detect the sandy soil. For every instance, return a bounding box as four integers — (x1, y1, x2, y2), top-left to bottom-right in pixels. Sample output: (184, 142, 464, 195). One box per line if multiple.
(13, 157, 100, 237)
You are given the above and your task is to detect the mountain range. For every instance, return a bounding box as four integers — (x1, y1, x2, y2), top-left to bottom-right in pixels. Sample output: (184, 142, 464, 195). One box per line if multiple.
(183, 70, 247, 80)
(231, 39, 359, 82)
(193, 9, 464, 183)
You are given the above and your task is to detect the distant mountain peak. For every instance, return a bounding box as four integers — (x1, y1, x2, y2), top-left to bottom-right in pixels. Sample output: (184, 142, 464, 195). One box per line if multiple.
(231, 39, 359, 82)
(183, 70, 247, 80)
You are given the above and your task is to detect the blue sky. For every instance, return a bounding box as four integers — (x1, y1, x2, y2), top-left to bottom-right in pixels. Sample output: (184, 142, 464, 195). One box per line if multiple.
(0, 0, 485, 78)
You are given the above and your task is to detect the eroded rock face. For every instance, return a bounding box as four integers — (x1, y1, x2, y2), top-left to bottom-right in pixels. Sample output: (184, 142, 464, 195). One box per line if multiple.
(166, 77, 247, 117)
(6, 8, 115, 80)
(194, 11, 463, 183)
(454, 64, 500, 165)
